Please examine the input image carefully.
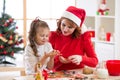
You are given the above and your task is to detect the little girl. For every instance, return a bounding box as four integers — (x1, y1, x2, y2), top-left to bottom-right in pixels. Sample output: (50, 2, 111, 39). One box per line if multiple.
(24, 17, 60, 75)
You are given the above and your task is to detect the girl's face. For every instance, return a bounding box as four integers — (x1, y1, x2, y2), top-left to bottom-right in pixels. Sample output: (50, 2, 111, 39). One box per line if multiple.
(60, 18, 76, 36)
(34, 27, 50, 45)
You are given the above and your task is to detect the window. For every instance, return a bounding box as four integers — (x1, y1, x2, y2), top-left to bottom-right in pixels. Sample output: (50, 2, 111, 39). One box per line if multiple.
(0, 0, 23, 37)
(0, 0, 75, 46)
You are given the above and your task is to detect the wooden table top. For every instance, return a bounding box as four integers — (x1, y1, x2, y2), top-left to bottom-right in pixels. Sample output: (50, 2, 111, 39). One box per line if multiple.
(0, 72, 120, 80)
(0, 75, 119, 80)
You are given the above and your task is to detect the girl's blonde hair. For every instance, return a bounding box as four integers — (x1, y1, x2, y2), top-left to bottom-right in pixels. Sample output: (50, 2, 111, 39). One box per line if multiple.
(28, 18, 49, 56)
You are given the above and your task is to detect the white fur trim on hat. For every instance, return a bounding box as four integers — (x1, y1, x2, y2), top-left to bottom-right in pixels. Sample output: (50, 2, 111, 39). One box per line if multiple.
(62, 11, 81, 27)
(81, 24, 88, 34)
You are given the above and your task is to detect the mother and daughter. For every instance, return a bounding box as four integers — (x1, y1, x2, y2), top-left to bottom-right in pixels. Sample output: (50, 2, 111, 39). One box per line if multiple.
(24, 6, 98, 75)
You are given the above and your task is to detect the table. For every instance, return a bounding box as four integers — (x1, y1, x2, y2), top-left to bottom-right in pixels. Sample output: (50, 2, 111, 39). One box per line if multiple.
(13, 75, 120, 80)
(0, 74, 120, 80)
(0, 66, 26, 76)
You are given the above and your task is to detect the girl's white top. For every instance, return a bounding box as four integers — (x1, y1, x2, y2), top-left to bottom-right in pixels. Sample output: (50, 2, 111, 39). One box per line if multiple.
(24, 42, 53, 75)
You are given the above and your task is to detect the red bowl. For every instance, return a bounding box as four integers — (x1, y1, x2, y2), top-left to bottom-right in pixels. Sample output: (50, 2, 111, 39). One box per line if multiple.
(106, 60, 120, 76)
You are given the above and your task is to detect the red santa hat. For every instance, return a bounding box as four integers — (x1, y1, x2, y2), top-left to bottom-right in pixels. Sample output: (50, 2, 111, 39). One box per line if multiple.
(62, 6, 86, 27)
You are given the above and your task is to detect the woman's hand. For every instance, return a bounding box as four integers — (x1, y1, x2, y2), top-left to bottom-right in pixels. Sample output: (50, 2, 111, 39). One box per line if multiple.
(59, 56, 71, 64)
(68, 55, 82, 65)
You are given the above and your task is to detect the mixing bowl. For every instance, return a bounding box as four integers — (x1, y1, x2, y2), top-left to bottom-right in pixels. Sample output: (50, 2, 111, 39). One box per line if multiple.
(106, 60, 120, 76)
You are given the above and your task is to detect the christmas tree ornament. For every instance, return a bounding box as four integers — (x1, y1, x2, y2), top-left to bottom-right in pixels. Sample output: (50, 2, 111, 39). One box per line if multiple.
(16, 41, 19, 45)
(3, 22, 8, 27)
(0, 34, 3, 36)
(0, 45, 4, 49)
(11, 51, 14, 56)
(19, 39, 24, 43)
(3, 51, 7, 55)
(9, 35, 13, 40)
(8, 40, 13, 44)
(0, 35, 8, 42)
(9, 18, 13, 23)
(15, 34, 18, 41)
(16, 26, 18, 29)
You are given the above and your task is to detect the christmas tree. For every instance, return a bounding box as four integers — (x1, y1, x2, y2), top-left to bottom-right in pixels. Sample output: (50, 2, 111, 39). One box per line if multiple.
(0, 0, 24, 65)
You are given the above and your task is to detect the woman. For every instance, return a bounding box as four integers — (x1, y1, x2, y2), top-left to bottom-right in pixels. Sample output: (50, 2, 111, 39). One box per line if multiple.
(49, 6, 98, 71)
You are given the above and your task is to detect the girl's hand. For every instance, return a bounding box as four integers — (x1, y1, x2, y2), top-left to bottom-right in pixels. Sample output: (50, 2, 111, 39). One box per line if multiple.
(68, 55, 82, 65)
(59, 56, 71, 64)
(48, 50, 60, 58)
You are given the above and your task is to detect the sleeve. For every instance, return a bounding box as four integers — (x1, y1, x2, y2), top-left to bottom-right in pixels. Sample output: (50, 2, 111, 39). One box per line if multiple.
(81, 32, 98, 67)
(41, 42, 54, 70)
(23, 45, 37, 75)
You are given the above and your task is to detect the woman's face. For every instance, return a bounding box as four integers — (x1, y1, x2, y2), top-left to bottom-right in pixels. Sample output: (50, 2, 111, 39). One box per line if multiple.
(34, 27, 50, 45)
(60, 18, 77, 36)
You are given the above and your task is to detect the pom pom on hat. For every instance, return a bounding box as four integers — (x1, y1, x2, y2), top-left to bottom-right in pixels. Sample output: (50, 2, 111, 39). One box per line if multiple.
(62, 6, 86, 27)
